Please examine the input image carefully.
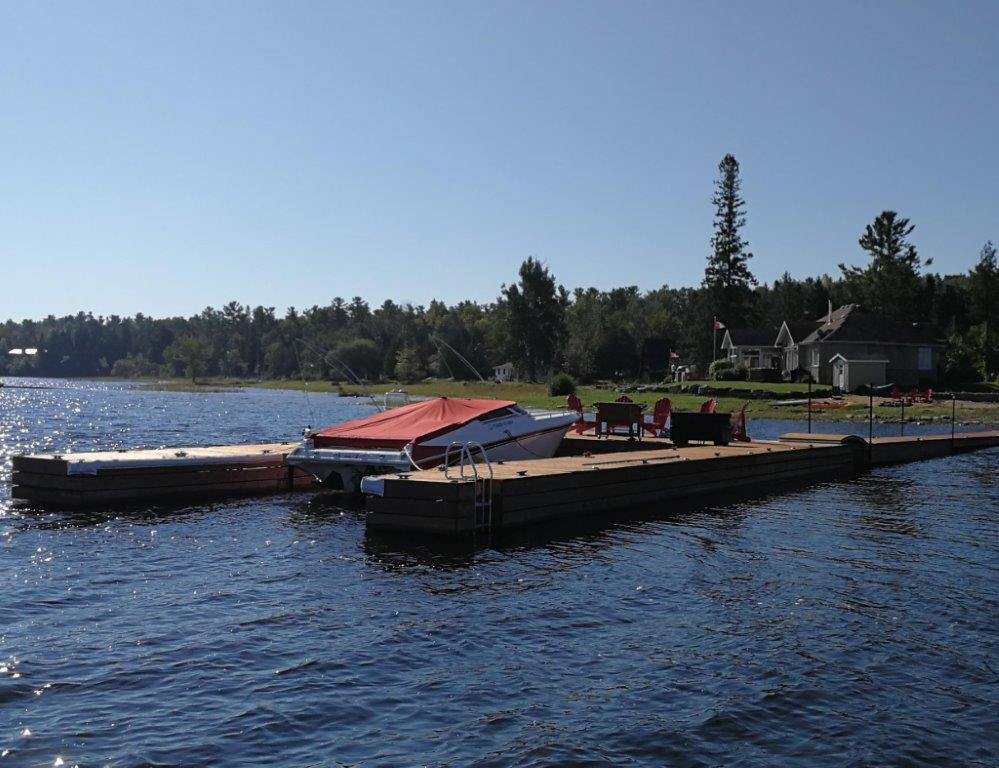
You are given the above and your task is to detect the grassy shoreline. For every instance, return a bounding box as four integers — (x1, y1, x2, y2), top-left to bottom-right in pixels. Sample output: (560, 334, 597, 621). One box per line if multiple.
(14, 375, 992, 425)
(246, 378, 999, 425)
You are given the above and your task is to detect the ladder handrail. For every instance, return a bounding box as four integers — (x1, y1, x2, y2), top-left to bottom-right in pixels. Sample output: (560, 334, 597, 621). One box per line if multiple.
(442, 441, 494, 531)
(444, 441, 474, 480)
(443, 441, 494, 481)
(462, 441, 493, 480)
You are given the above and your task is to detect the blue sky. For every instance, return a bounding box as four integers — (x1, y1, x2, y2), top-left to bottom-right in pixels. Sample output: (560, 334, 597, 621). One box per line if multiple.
(1, 1, 996, 320)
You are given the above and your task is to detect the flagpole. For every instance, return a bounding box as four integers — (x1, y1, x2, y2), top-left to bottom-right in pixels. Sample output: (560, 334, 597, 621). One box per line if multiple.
(713, 317, 717, 364)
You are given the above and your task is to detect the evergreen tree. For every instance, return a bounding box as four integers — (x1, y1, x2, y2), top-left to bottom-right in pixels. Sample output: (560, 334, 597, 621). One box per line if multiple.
(967, 241, 998, 379)
(500, 258, 566, 380)
(968, 241, 998, 322)
(703, 154, 757, 329)
(840, 210, 930, 320)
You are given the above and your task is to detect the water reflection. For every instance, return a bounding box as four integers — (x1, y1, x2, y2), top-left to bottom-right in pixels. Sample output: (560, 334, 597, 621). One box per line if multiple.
(360, 476, 843, 574)
(10, 500, 220, 533)
(843, 474, 924, 538)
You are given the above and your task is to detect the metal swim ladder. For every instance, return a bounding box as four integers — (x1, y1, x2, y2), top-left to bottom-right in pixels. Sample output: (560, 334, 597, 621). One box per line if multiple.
(444, 441, 493, 530)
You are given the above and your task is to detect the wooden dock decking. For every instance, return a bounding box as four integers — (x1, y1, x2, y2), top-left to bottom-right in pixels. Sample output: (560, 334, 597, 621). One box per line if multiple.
(365, 430, 999, 536)
(11, 443, 317, 506)
(779, 430, 999, 464)
(363, 439, 857, 535)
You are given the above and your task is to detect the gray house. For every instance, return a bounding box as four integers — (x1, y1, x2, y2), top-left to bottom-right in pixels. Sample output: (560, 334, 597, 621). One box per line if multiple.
(720, 327, 781, 370)
(774, 321, 819, 374)
(776, 304, 944, 389)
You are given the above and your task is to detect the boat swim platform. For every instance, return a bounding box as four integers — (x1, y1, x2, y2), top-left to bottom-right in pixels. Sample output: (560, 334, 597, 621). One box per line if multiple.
(364, 430, 999, 536)
(10, 443, 317, 506)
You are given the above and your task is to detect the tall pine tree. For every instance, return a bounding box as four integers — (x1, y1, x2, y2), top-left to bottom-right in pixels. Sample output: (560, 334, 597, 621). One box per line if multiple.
(967, 241, 998, 379)
(839, 210, 930, 321)
(499, 258, 567, 381)
(703, 154, 757, 330)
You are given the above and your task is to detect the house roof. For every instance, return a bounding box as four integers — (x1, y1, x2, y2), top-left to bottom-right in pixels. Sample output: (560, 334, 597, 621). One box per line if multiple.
(802, 304, 943, 345)
(785, 321, 818, 344)
(776, 320, 820, 347)
(722, 327, 779, 347)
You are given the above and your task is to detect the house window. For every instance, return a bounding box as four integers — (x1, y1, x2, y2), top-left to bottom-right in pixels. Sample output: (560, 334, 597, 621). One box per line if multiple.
(918, 347, 932, 371)
(811, 348, 820, 366)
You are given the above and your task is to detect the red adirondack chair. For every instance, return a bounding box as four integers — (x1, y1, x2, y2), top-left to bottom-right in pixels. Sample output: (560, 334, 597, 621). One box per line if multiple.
(731, 402, 751, 442)
(566, 394, 591, 434)
(699, 398, 717, 414)
(642, 397, 672, 437)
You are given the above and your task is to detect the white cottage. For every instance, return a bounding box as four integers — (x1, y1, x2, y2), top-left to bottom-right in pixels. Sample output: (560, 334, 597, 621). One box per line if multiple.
(493, 362, 517, 382)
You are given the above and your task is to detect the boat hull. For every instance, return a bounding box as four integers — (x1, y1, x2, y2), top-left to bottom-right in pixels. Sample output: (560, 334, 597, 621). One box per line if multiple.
(287, 410, 577, 492)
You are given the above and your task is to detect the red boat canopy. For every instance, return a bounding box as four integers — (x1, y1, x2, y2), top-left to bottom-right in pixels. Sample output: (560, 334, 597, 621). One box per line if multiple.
(311, 397, 516, 450)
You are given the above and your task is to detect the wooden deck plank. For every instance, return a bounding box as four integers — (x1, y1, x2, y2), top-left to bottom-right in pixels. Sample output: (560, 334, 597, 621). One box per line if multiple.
(377, 440, 828, 486)
(12, 443, 299, 476)
(499, 452, 855, 512)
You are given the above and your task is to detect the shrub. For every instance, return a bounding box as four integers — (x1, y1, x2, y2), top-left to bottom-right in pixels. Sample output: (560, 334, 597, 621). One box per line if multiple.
(710, 359, 747, 380)
(549, 372, 576, 396)
(393, 346, 426, 383)
(747, 367, 782, 383)
(715, 366, 748, 381)
(709, 359, 734, 378)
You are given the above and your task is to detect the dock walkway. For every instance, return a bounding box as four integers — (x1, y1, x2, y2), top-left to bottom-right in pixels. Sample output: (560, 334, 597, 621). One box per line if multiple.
(11, 443, 316, 506)
(10, 431, 997, 534)
(364, 431, 999, 536)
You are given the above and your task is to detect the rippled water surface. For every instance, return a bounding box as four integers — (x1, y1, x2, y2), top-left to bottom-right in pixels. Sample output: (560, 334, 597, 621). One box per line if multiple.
(2, 379, 997, 767)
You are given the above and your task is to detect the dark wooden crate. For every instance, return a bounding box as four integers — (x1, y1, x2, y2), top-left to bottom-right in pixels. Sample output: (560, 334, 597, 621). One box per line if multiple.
(670, 412, 733, 446)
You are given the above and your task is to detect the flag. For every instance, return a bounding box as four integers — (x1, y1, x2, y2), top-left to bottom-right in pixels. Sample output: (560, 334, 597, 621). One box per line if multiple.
(713, 319, 725, 330)
(669, 351, 679, 359)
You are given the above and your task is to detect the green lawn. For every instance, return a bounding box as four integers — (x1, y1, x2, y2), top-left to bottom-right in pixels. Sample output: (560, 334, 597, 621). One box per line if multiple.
(666, 380, 829, 393)
(249, 378, 999, 424)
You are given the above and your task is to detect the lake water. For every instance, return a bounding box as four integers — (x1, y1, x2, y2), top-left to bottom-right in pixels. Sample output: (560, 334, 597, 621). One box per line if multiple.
(1, 379, 997, 767)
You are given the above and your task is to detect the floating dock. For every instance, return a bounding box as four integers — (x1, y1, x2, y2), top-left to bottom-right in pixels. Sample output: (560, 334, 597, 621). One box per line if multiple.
(11, 443, 316, 506)
(363, 431, 999, 536)
(9, 432, 998, 532)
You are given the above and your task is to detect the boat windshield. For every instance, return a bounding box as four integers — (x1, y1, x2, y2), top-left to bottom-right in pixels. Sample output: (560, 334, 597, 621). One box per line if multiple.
(479, 405, 527, 421)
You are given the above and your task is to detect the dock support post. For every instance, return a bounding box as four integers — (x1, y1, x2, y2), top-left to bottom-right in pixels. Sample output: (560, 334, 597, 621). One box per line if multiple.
(868, 385, 874, 465)
(900, 397, 905, 436)
(807, 378, 812, 434)
(951, 393, 956, 449)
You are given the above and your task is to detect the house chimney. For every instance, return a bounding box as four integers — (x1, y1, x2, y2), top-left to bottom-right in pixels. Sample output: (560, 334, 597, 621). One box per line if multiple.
(827, 300, 833, 322)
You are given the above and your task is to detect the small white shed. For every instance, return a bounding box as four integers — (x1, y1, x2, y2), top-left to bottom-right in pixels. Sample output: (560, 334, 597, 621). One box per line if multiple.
(829, 354, 889, 392)
(493, 362, 517, 382)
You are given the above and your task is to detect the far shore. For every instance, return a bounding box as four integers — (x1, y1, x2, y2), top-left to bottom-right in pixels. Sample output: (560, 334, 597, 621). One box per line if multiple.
(4, 374, 997, 425)
(66, 375, 998, 426)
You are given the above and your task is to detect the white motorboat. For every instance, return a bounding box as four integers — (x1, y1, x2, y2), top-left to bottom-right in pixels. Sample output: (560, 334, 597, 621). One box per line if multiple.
(287, 397, 578, 492)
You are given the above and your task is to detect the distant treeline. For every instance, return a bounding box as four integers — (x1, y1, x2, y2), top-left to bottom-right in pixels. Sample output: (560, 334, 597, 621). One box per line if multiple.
(2, 256, 995, 384)
(3, 156, 997, 384)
